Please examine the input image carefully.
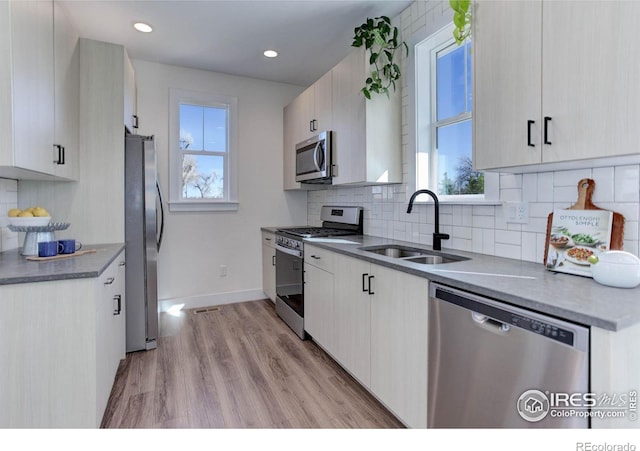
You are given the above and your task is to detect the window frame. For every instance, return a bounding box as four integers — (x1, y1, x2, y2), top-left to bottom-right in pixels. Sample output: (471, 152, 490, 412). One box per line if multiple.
(168, 88, 238, 212)
(407, 23, 499, 205)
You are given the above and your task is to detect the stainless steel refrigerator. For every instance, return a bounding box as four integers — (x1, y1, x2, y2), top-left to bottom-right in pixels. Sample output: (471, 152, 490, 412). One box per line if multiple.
(124, 134, 165, 352)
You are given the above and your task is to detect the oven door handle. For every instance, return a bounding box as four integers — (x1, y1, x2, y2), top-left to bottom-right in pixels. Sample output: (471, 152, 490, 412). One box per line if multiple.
(275, 244, 303, 258)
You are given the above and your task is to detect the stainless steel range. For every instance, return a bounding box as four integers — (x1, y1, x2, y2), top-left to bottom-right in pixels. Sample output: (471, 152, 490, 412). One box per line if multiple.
(275, 206, 363, 338)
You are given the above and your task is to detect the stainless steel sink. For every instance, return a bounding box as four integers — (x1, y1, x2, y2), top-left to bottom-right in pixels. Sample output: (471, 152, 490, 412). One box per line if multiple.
(359, 245, 469, 265)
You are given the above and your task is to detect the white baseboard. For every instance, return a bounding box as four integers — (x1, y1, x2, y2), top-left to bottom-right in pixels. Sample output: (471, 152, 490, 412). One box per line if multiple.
(158, 289, 268, 312)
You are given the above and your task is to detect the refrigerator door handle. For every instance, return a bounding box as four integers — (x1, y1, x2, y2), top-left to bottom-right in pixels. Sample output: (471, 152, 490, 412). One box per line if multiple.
(156, 181, 165, 252)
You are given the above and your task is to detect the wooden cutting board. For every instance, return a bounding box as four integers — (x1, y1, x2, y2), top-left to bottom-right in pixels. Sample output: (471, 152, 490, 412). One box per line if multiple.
(543, 178, 625, 264)
(26, 249, 97, 261)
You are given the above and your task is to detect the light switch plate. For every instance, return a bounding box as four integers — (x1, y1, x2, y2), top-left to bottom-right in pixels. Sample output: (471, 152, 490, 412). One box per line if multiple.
(504, 202, 529, 224)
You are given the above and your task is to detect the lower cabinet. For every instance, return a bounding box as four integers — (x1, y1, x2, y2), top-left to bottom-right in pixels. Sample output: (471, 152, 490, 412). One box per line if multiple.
(370, 264, 428, 429)
(261, 231, 276, 302)
(304, 245, 336, 356)
(0, 250, 126, 428)
(306, 249, 429, 428)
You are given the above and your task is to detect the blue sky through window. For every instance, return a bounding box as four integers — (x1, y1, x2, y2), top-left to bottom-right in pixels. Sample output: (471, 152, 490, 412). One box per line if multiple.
(179, 103, 227, 199)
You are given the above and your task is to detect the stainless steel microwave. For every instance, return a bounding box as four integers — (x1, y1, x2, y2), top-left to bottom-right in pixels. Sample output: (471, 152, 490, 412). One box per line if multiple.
(295, 131, 332, 184)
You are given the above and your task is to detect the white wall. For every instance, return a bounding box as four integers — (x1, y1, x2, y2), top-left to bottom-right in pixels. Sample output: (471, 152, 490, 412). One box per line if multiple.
(307, 0, 640, 261)
(133, 60, 307, 307)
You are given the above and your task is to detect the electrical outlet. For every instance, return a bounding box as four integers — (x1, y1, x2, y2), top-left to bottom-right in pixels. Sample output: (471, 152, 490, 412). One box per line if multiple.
(504, 202, 529, 224)
(219, 265, 227, 277)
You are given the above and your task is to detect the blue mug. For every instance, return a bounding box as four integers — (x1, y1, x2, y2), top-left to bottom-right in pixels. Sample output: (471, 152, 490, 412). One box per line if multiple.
(58, 239, 82, 254)
(38, 241, 63, 257)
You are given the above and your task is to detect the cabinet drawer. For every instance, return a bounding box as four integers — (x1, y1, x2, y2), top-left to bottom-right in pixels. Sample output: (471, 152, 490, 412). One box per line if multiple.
(262, 231, 275, 248)
(304, 245, 334, 273)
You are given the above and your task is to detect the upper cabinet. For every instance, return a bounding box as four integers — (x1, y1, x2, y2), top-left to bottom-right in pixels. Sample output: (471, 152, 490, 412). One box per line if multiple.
(474, 0, 640, 171)
(53, 1, 79, 180)
(124, 54, 138, 133)
(283, 72, 332, 190)
(331, 47, 401, 186)
(283, 46, 401, 189)
(0, 0, 79, 181)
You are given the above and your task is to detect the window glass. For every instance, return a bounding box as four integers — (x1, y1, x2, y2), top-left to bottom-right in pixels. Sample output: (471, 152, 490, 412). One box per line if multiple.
(169, 88, 238, 211)
(182, 154, 224, 199)
(415, 26, 483, 198)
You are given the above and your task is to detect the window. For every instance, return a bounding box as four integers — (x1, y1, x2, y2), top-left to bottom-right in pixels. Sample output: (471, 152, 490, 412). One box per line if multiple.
(169, 89, 238, 211)
(410, 23, 496, 202)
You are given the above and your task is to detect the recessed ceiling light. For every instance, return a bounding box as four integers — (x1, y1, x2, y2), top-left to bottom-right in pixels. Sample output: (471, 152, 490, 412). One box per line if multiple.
(134, 22, 153, 33)
(263, 50, 278, 58)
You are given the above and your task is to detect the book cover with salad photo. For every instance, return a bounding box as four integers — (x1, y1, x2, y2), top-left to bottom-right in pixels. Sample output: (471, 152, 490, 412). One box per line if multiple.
(546, 209, 613, 277)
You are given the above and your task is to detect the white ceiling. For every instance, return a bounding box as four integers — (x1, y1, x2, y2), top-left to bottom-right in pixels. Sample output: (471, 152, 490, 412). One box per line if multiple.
(58, 0, 413, 87)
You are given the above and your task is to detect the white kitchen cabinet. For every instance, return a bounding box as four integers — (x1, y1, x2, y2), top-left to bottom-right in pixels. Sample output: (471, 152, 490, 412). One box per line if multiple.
(124, 54, 138, 133)
(303, 245, 336, 355)
(333, 254, 372, 387)
(261, 230, 277, 302)
(0, 0, 78, 181)
(53, 0, 79, 180)
(474, 0, 640, 171)
(282, 72, 332, 190)
(331, 46, 402, 186)
(370, 264, 428, 429)
(0, 250, 126, 428)
(317, 250, 428, 428)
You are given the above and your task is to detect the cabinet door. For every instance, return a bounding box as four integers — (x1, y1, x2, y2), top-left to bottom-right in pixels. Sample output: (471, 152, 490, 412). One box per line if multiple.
(283, 101, 302, 190)
(53, 1, 79, 180)
(473, 0, 542, 170)
(11, 0, 55, 174)
(333, 254, 371, 386)
(371, 265, 428, 428)
(261, 242, 276, 302)
(114, 255, 126, 362)
(303, 262, 335, 354)
(313, 71, 332, 133)
(124, 50, 137, 132)
(542, 0, 640, 162)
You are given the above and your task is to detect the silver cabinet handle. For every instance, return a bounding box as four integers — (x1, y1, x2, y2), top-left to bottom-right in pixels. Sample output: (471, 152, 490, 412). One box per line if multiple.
(311, 255, 321, 260)
(104, 277, 115, 285)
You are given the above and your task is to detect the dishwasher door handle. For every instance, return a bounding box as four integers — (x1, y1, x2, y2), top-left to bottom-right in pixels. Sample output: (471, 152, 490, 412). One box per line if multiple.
(471, 312, 510, 333)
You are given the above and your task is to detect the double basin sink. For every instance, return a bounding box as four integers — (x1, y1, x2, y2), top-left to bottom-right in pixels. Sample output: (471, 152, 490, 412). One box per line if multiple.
(359, 245, 469, 265)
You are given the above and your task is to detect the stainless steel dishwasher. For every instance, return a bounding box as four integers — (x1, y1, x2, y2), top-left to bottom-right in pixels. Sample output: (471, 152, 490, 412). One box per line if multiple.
(428, 283, 589, 428)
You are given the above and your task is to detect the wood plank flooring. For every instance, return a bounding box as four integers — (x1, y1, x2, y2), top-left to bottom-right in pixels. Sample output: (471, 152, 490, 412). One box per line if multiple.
(101, 299, 404, 428)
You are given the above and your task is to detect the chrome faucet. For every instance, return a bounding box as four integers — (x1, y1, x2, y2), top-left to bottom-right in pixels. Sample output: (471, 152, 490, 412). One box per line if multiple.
(407, 189, 450, 251)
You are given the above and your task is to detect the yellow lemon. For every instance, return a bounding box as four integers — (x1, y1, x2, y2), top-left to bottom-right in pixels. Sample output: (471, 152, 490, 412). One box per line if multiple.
(587, 254, 599, 264)
(32, 207, 49, 217)
(17, 210, 34, 217)
(7, 208, 21, 217)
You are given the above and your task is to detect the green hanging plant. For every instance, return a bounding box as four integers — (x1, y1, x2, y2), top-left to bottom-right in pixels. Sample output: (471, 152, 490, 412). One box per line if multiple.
(450, 0, 472, 45)
(352, 16, 408, 100)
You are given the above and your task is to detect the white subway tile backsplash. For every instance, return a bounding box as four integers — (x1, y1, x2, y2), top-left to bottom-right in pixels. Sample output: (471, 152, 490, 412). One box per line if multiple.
(522, 173, 538, 201)
(500, 173, 522, 189)
(521, 232, 538, 262)
(495, 229, 522, 246)
(537, 172, 554, 202)
(553, 185, 580, 203)
(494, 243, 521, 260)
(529, 202, 554, 218)
(614, 165, 640, 203)
(501, 188, 522, 202)
(592, 166, 615, 203)
(554, 169, 592, 186)
(472, 214, 494, 229)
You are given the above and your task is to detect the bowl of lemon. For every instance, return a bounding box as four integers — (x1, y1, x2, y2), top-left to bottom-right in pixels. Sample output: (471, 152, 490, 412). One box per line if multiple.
(7, 206, 51, 227)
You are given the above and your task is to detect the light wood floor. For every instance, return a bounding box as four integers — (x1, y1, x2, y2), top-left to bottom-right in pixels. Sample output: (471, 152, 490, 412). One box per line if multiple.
(101, 299, 403, 428)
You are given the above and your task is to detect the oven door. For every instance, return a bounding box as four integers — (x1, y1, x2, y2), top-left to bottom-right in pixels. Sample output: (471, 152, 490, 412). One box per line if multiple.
(275, 246, 304, 317)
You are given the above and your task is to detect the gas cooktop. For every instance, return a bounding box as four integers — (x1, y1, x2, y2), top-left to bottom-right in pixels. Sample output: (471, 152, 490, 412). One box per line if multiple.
(277, 226, 356, 239)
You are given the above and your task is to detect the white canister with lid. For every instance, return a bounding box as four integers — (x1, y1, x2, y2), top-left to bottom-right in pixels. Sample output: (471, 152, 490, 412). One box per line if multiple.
(590, 251, 640, 288)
